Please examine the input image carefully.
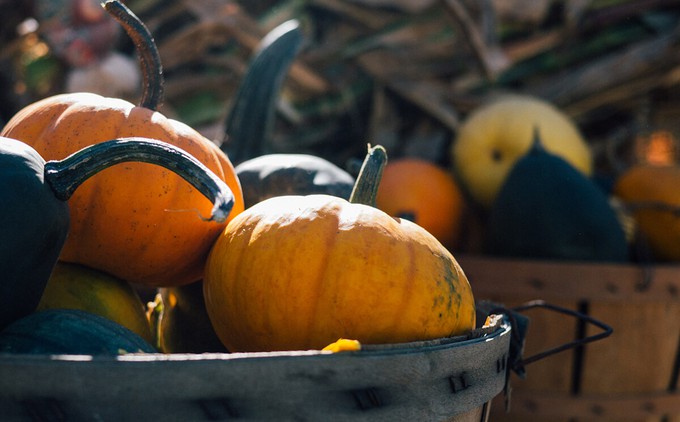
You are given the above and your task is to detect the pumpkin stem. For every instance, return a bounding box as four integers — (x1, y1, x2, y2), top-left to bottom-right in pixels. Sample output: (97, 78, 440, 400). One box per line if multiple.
(102, 0, 163, 111)
(530, 125, 545, 152)
(349, 144, 388, 207)
(221, 20, 303, 163)
(44, 137, 234, 223)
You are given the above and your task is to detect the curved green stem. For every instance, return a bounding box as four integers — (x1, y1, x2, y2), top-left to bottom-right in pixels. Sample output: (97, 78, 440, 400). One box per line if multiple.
(102, 0, 163, 110)
(222, 19, 303, 163)
(44, 138, 234, 223)
(349, 144, 388, 207)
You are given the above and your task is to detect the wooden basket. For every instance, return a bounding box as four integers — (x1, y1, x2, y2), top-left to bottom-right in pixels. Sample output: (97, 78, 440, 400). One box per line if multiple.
(0, 315, 511, 422)
(457, 254, 680, 422)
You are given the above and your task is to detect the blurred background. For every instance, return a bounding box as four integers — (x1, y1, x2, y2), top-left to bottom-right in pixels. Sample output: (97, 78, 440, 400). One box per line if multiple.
(2, 0, 680, 175)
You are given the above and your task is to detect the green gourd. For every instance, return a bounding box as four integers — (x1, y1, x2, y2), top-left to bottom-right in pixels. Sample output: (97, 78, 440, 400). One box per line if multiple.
(0, 136, 234, 330)
(0, 309, 156, 355)
(222, 19, 355, 209)
(484, 130, 628, 262)
(236, 154, 355, 208)
(1, 138, 69, 331)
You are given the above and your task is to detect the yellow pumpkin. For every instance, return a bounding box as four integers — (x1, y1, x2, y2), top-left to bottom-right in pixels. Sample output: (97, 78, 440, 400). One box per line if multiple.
(37, 262, 153, 343)
(452, 94, 592, 208)
(204, 146, 476, 352)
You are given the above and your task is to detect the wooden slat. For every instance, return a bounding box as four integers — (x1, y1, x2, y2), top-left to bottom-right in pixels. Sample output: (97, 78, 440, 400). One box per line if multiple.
(460, 255, 680, 422)
(490, 390, 680, 420)
(456, 254, 680, 303)
(581, 302, 680, 422)
(489, 299, 578, 422)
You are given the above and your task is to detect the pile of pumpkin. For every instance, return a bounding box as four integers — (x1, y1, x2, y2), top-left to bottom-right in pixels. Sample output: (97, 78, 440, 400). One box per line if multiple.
(0, 1, 477, 356)
(379, 94, 680, 272)
(2, 1, 675, 358)
(444, 93, 680, 267)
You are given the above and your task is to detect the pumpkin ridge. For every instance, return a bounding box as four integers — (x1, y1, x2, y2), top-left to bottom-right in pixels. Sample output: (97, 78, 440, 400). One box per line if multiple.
(29, 106, 75, 155)
(66, 170, 103, 261)
(386, 231, 418, 337)
(2, 96, 66, 143)
(102, 102, 133, 139)
(196, 140, 243, 217)
(206, 214, 255, 348)
(202, 141, 228, 182)
(440, 258, 461, 335)
(449, 258, 474, 334)
(304, 203, 344, 348)
(130, 141, 203, 282)
(258, 220, 288, 346)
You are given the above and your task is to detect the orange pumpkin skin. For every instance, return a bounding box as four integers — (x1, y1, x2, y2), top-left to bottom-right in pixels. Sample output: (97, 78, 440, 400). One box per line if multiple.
(1, 93, 244, 287)
(614, 164, 680, 261)
(204, 194, 476, 352)
(376, 159, 466, 249)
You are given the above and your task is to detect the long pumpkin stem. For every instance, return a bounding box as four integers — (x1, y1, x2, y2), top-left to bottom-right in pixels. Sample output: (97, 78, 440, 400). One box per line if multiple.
(349, 144, 387, 207)
(44, 138, 234, 223)
(102, 0, 163, 110)
(222, 19, 303, 163)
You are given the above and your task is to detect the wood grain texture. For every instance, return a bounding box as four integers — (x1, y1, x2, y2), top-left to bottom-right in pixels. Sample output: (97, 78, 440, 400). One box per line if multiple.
(457, 255, 680, 422)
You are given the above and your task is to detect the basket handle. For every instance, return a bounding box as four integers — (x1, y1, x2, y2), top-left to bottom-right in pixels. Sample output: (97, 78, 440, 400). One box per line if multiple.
(482, 299, 613, 377)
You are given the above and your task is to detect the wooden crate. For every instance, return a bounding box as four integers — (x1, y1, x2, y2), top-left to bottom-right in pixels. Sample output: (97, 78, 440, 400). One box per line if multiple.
(0, 316, 511, 422)
(457, 255, 680, 422)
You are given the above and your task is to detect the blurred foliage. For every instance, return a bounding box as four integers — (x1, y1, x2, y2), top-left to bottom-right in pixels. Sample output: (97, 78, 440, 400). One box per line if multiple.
(1, 0, 680, 170)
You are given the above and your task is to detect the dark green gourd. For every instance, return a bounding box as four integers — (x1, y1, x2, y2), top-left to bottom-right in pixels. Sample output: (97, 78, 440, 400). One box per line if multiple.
(0, 136, 234, 330)
(236, 154, 355, 208)
(221, 19, 355, 209)
(0, 309, 156, 355)
(484, 130, 628, 262)
(1, 138, 70, 330)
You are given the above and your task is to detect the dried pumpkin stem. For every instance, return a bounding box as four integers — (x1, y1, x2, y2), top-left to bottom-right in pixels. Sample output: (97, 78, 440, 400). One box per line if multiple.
(44, 137, 234, 223)
(102, 0, 163, 110)
(349, 144, 388, 207)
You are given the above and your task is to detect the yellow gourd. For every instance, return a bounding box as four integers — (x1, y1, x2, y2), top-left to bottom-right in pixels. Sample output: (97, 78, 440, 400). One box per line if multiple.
(452, 94, 592, 207)
(38, 262, 153, 343)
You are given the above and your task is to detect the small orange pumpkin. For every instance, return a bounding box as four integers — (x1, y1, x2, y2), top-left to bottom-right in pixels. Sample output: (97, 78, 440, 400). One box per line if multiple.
(376, 158, 466, 249)
(1, 1, 244, 287)
(204, 145, 476, 352)
(614, 164, 680, 261)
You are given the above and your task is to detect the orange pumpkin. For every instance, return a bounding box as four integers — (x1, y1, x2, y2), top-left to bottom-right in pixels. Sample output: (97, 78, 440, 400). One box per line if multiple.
(1, 1, 244, 287)
(376, 158, 466, 249)
(204, 146, 476, 352)
(614, 164, 680, 261)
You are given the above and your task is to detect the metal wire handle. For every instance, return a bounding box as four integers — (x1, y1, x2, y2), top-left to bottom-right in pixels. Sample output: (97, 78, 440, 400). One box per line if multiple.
(488, 299, 613, 375)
